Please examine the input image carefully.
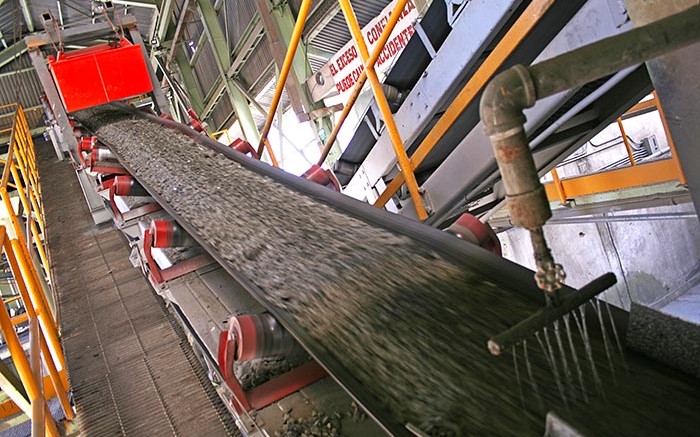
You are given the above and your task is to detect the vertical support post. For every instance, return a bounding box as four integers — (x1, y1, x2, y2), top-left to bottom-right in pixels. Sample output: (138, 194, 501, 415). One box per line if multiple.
(338, 0, 428, 220)
(256, 0, 313, 158)
(29, 317, 45, 437)
(28, 49, 80, 163)
(550, 168, 567, 205)
(129, 27, 171, 116)
(617, 118, 636, 166)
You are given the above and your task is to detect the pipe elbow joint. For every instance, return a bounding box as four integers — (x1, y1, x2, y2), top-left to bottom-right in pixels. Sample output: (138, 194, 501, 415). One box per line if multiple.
(480, 64, 537, 136)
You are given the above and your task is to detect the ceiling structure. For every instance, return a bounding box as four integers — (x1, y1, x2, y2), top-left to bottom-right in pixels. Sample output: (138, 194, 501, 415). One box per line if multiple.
(0, 0, 398, 138)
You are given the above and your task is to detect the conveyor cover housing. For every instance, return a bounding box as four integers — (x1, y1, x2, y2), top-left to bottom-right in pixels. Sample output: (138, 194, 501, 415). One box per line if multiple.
(48, 39, 153, 112)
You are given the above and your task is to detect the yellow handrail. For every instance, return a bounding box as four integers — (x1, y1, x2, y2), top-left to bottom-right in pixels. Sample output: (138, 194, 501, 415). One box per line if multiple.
(0, 227, 62, 436)
(0, 103, 71, 428)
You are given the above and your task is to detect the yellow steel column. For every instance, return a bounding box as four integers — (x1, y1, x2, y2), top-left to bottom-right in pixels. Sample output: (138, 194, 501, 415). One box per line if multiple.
(374, 0, 558, 208)
(256, 0, 314, 163)
(339, 0, 428, 220)
(550, 168, 567, 205)
(617, 118, 637, 166)
(316, 0, 410, 166)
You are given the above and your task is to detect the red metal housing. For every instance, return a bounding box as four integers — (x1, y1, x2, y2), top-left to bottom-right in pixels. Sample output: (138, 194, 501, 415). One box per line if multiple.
(48, 39, 153, 113)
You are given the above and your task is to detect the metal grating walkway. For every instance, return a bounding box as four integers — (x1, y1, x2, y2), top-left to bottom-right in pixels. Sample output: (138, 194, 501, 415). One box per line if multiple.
(37, 140, 238, 436)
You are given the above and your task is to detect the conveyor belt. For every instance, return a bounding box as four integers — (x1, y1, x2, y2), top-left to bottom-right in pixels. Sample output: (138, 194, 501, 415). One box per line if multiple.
(77, 105, 700, 436)
(38, 139, 239, 436)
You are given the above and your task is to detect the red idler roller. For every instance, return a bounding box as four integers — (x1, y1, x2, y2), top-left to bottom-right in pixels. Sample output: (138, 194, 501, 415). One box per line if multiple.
(79, 136, 96, 154)
(187, 108, 205, 133)
(149, 220, 196, 248)
(78, 136, 97, 166)
(217, 314, 327, 414)
(113, 175, 149, 197)
(70, 118, 84, 139)
(302, 164, 341, 192)
(159, 113, 174, 121)
(229, 314, 301, 362)
(446, 213, 502, 256)
(229, 138, 259, 160)
(90, 145, 115, 163)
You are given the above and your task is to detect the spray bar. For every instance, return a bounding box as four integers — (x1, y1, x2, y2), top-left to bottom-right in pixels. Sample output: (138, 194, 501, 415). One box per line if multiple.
(488, 273, 617, 356)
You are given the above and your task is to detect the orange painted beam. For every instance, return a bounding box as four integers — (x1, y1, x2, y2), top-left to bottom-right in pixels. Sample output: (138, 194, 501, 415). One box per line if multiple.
(544, 159, 680, 201)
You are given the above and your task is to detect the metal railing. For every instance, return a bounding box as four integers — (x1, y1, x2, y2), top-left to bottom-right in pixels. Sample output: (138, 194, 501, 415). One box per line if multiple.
(545, 91, 686, 203)
(0, 103, 73, 434)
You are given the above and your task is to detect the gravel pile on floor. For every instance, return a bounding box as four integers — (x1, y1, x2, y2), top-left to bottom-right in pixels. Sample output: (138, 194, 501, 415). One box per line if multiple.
(77, 107, 700, 436)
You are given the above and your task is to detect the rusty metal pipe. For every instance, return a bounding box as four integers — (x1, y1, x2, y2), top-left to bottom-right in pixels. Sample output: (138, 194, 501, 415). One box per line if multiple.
(480, 6, 700, 294)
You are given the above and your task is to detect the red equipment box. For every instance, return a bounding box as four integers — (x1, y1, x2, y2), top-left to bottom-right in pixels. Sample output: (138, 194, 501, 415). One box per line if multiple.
(48, 38, 154, 113)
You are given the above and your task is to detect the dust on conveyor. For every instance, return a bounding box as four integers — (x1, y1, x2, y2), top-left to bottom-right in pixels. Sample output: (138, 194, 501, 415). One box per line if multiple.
(77, 106, 700, 436)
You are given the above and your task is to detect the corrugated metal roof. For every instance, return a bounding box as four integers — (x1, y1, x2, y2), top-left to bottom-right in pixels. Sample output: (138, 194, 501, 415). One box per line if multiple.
(0, 1, 28, 44)
(0, 54, 44, 129)
(218, 0, 257, 52)
(306, 0, 392, 72)
(238, 33, 273, 90)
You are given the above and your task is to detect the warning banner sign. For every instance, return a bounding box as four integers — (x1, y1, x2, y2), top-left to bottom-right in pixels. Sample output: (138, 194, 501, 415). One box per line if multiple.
(310, 0, 419, 103)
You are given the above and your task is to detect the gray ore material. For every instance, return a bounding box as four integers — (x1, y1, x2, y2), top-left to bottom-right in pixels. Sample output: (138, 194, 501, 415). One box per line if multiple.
(627, 303, 700, 379)
(77, 107, 700, 436)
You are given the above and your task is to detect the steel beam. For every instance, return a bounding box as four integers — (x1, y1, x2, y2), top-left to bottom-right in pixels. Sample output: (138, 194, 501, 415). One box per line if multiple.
(343, 0, 525, 200)
(19, 0, 34, 32)
(156, 0, 176, 43)
(195, 0, 260, 142)
(396, 0, 636, 222)
(625, 0, 700, 220)
(304, 0, 341, 43)
(28, 49, 80, 162)
(0, 40, 26, 70)
(111, 0, 158, 8)
(174, 48, 204, 114)
(254, 0, 311, 118)
(164, 0, 191, 66)
(25, 15, 138, 48)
